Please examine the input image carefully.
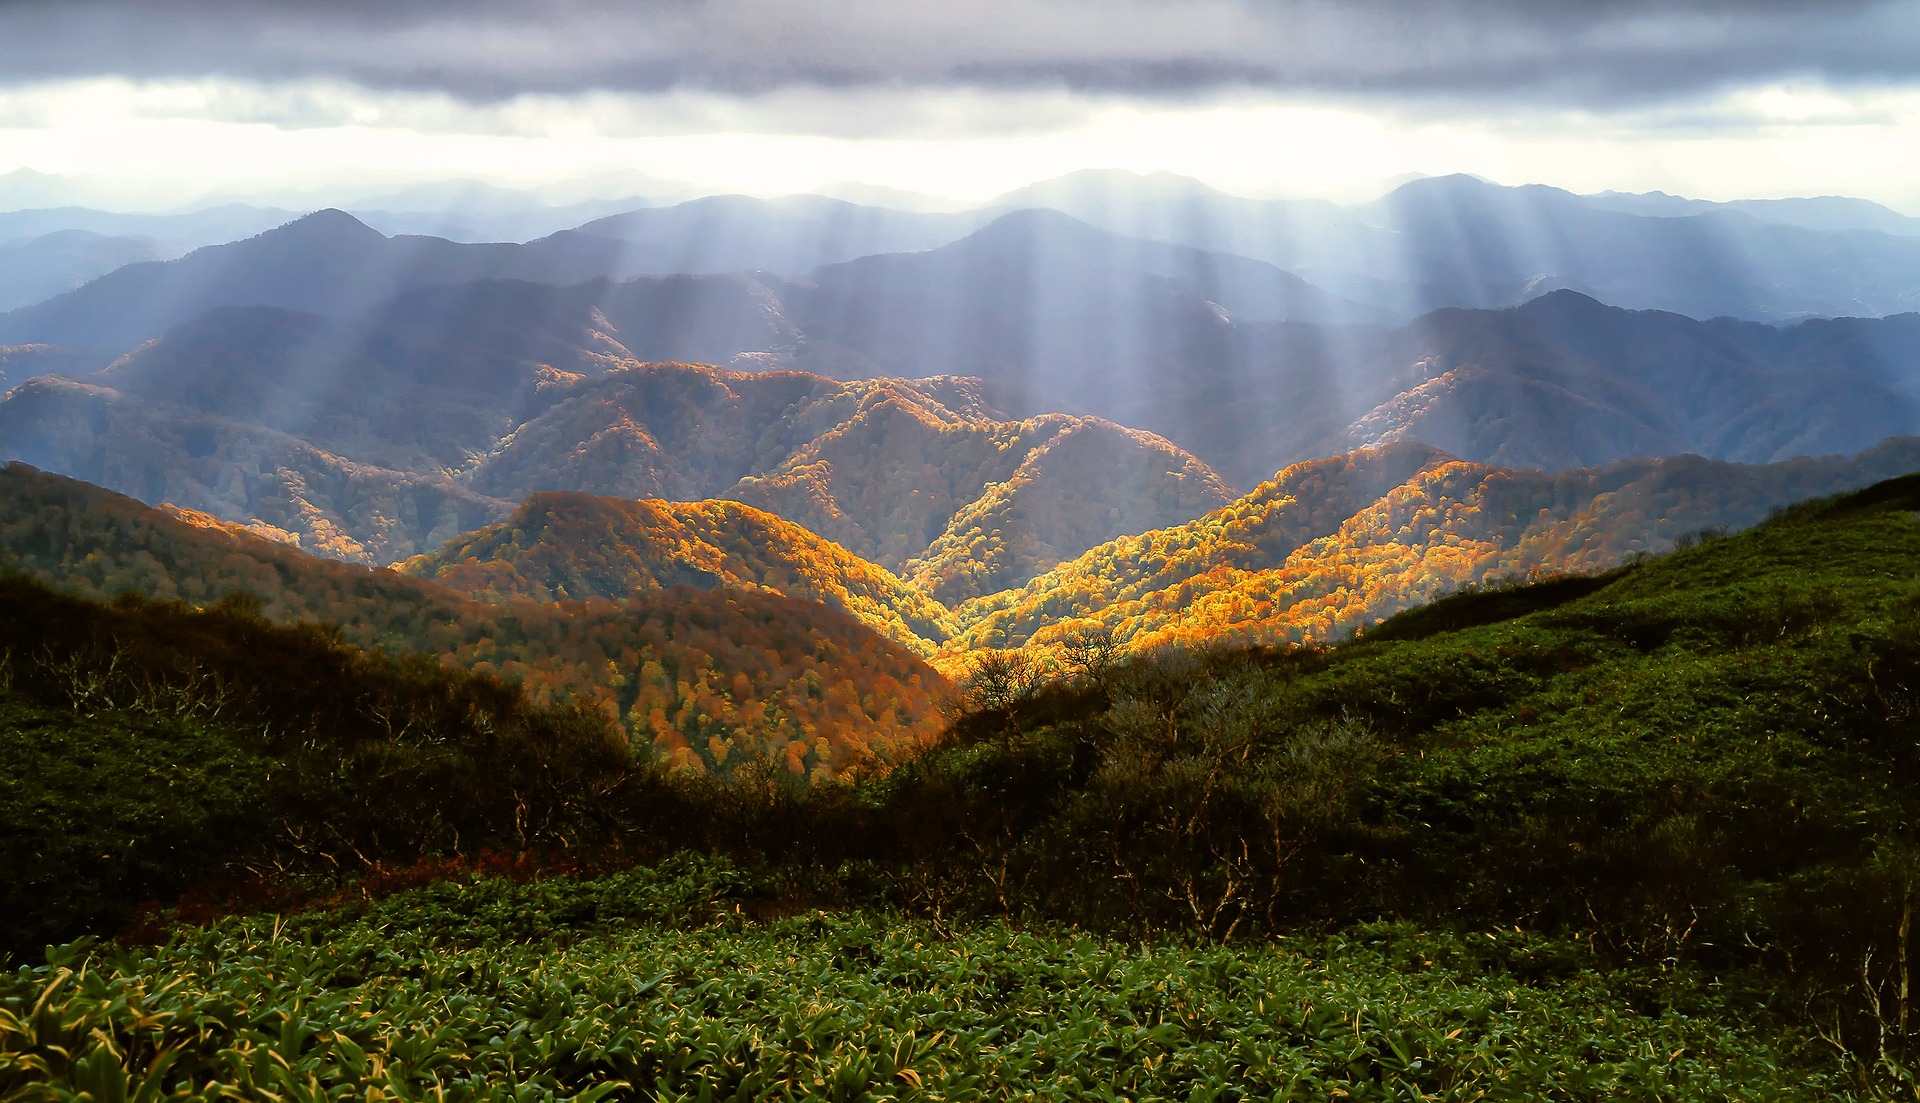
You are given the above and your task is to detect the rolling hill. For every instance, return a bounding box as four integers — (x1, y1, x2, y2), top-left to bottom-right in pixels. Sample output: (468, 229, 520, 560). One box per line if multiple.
(951, 436, 1920, 655)
(0, 462, 948, 777)
(401, 492, 956, 655)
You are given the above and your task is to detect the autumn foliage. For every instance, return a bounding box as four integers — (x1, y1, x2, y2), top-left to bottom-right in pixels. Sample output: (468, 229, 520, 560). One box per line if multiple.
(0, 463, 948, 778)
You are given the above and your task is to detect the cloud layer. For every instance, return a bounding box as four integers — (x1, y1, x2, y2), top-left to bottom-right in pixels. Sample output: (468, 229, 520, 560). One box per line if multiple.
(3, 0, 1916, 106)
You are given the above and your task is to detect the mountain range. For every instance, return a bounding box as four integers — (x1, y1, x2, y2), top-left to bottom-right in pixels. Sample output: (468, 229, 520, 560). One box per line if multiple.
(0, 356, 1228, 587)
(9, 215, 1918, 491)
(7, 171, 1920, 358)
(950, 436, 1920, 656)
(995, 170, 1920, 321)
(387, 432, 1920, 662)
(10, 421, 1920, 714)
(4, 172, 1920, 715)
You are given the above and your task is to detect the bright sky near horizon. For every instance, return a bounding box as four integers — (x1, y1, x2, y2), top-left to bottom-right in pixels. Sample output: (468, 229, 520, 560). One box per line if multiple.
(2, 1, 1917, 211)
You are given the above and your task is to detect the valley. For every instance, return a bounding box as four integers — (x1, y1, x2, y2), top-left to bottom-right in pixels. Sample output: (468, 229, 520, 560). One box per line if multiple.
(6, 161, 1920, 1098)
(6, 177, 1920, 789)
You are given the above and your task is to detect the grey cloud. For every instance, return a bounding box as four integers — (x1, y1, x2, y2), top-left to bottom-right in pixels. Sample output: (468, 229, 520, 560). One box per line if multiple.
(120, 81, 1106, 141)
(0, 0, 1916, 107)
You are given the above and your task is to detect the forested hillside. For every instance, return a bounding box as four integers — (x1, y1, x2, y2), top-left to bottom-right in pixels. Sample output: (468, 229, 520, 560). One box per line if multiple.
(402, 492, 956, 654)
(849, 471, 1920, 1085)
(0, 463, 948, 776)
(953, 436, 1920, 655)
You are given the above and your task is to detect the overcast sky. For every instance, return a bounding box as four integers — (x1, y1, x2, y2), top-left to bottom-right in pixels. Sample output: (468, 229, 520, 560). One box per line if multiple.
(2, 0, 1917, 210)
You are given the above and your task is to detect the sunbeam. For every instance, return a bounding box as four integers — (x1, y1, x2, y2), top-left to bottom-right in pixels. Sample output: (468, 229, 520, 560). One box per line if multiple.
(9, 7, 1920, 1095)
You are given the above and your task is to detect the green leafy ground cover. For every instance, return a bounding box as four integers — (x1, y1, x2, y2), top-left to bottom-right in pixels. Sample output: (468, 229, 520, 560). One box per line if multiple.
(0, 861, 1845, 1101)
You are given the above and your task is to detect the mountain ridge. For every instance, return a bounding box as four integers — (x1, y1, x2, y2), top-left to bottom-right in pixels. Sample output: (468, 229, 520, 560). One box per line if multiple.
(947, 435, 1920, 655)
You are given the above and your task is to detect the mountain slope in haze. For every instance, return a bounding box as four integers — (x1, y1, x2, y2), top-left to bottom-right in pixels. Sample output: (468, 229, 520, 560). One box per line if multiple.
(1584, 189, 1920, 237)
(788, 207, 1380, 380)
(401, 492, 955, 655)
(2, 345, 1231, 592)
(1359, 174, 1920, 320)
(993, 169, 1920, 322)
(0, 374, 515, 562)
(0, 230, 175, 313)
(0, 196, 984, 352)
(0, 344, 115, 393)
(31, 196, 1920, 490)
(79, 276, 795, 473)
(954, 435, 1920, 654)
(0, 463, 947, 778)
(771, 211, 1920, 483)
(567, 193, 985, 275)
(0, 210, 757, 351)
(15, 256, 1920, 509)
(1336, 291, 1920, 470)
(983, 170, 1436, 311)
(0, 203, 297, 253)
(1078, 290, 1920, 485)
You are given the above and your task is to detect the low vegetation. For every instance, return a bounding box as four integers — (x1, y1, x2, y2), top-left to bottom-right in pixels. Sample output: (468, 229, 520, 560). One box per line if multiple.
(0, 861, 1848, 1100)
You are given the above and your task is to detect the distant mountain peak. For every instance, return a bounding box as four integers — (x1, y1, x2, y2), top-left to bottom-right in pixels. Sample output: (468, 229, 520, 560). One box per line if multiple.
(987, 168, 1239, 210)
(262, 208, 385, 242)
(975, 207, 1099, 232)
(1519, 287, 1608, 311)
(1399, 172, 1498, 193)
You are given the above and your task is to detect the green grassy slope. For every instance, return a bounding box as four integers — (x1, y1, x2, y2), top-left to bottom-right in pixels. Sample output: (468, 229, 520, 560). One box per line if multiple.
(891, 474, 1920, 1073)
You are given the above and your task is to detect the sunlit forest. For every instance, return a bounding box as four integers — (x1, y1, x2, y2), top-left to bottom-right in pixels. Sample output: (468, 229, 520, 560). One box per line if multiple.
(0, 465, 948, 779)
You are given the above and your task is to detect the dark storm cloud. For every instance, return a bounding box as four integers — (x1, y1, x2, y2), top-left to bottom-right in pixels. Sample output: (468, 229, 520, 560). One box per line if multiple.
(0, 0, 1916, 105)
